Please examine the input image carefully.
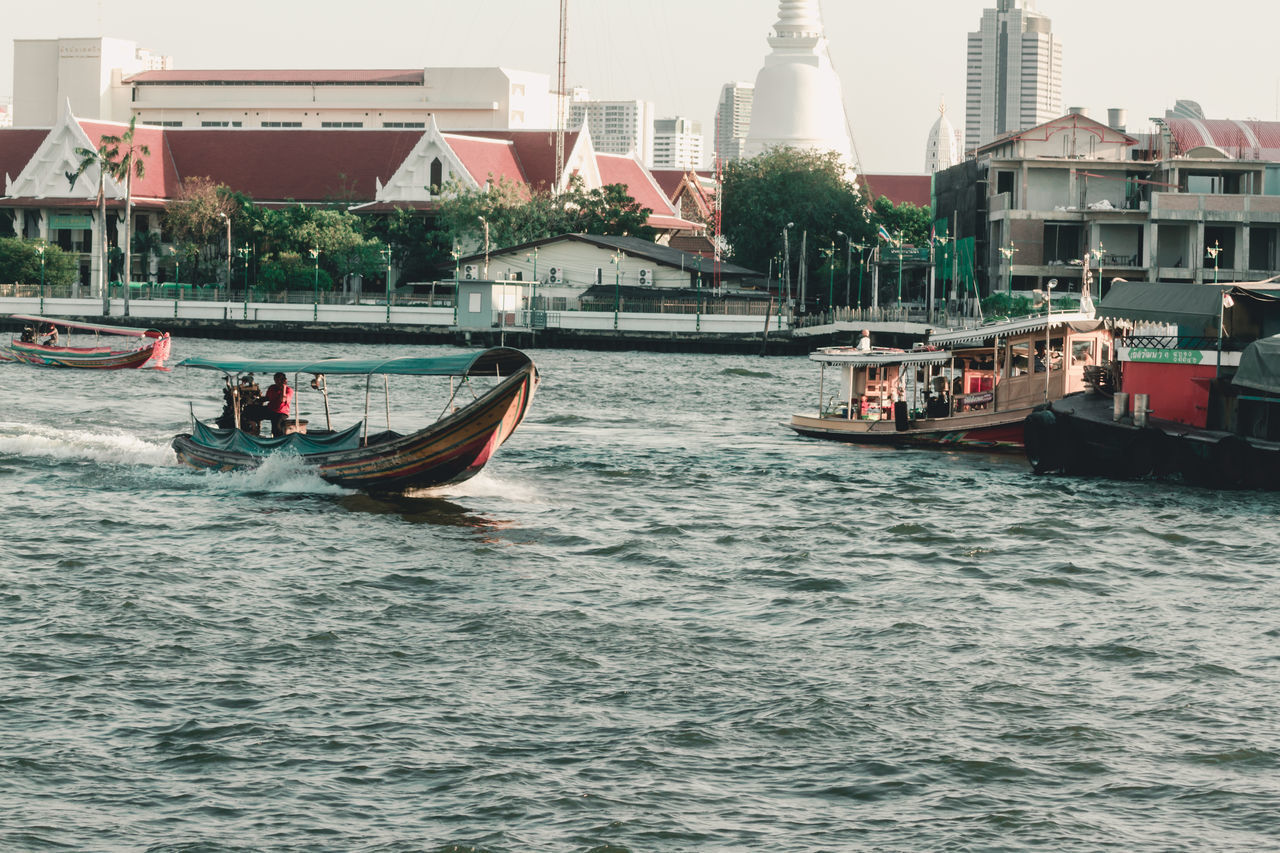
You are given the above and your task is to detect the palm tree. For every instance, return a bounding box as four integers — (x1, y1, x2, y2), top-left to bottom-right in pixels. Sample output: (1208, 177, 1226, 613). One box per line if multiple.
(67, 141, 112, 314)
(100, 117, 150, 317)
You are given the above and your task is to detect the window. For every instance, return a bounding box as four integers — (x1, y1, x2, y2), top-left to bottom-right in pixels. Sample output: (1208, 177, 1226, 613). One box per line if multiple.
(382, 122, 425, 128)
(430, 158, 444, 192)
(261, 121, 302, 127)
(200, 121, 241, 127)
(321, 121, 363, 128)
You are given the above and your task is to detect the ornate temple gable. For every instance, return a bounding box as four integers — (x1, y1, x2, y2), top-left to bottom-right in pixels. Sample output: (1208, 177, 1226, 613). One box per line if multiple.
(560, 123, 600, 192)
(375, 115, 479, 203)
(7, 100, 124, 200)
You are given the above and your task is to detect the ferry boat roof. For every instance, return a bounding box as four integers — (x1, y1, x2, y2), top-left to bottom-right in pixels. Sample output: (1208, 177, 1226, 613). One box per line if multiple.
(809, 347, 953, 367)
(929, 310, 1100, 347)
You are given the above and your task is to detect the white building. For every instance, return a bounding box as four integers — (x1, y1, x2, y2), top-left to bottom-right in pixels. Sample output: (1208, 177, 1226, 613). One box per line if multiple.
(568, 96, 655, 165)
(11, 36, 554, 131)
(925, 102, 964, 174)
(652, 118, 703, 170)
(964, 0, 1062, 150)
(714, 82, 753, 164)
(12, 36, 172, 126)
(744, 0, 855, 168)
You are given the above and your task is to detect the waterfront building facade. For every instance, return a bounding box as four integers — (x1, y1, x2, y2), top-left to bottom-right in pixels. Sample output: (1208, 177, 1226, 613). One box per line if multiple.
(714, 82, 753, 164)
(964, 0, 1062, 151)
(744, 0, 855, 169)
(934, 111, 1280, 299)
(652, 118, 704, 170)
(0, 105, 699, 294)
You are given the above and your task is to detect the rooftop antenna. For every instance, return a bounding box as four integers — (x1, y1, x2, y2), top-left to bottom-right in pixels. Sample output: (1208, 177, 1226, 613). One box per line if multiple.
(555, 0, 568, 188)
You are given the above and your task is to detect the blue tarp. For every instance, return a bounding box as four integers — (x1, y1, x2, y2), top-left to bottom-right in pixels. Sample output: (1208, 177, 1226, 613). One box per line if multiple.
(191, 419, 366, 455)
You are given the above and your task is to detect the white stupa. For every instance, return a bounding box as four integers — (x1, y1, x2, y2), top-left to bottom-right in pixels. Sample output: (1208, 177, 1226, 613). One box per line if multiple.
(744, 0, 856, 170)
(925, 101, 964, 173)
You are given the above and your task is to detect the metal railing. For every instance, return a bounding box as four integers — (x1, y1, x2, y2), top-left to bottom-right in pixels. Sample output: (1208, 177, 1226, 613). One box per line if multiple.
(1121, 334, 1248, 351)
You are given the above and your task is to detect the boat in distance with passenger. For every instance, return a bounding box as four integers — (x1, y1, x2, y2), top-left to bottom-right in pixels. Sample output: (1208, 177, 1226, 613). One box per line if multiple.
(3, 313, 171, 369)
(172, 347, 538, 493)
(788, 311, 1110, 451)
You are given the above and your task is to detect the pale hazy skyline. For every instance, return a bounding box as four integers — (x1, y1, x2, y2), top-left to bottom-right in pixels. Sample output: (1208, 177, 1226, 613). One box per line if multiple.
(3, 0, 1278, 174)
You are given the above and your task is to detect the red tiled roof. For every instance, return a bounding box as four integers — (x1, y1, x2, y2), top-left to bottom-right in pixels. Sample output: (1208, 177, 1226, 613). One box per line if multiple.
(441, 134, 528, 193)
(79, 120, 183, 199)
(859, 173, 932, 208)
(0, 129, 48, 182)
(650, 169, 688, 199)
(162, 129, 422, 202)
(126, 69, 425, 85)
(597, 153, 675, 216)
(461, 130, 581, 193)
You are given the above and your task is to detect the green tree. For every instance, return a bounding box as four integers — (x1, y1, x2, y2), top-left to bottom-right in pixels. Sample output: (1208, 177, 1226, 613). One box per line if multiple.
(162, 177, 238, 286)
(0, 238, 78, 289)
(363, 208, 453, 285)
(68, 136, 114, 311)
(721, 147, 873, 295)
(872, 196, 931, 247)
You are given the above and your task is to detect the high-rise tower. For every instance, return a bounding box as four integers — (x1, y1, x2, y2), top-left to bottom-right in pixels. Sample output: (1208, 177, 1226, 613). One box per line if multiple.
(965, 0, 1062, 150)
(744, 0, 854, 168)
(714, 82, 753, 164)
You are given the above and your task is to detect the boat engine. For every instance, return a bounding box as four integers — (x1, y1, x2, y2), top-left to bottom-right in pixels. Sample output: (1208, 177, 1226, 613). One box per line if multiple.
(216, 374, 263, 433)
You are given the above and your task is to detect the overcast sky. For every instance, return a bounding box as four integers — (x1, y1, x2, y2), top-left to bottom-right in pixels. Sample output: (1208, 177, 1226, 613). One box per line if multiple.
(3, 0, 1278, 174)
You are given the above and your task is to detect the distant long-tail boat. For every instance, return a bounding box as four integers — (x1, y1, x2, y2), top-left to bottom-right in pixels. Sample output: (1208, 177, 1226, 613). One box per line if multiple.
(3, 313, 171, 369)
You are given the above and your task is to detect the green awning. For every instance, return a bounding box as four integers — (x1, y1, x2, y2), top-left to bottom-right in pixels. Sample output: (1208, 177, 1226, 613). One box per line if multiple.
(176, 347, 532, 377)
(1098, 282, 1280, 327)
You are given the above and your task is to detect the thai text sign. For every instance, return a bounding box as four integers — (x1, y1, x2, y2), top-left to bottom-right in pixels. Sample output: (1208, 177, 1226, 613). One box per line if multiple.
(50, 213, 93, 230)
(1126, 348, 1206, 365)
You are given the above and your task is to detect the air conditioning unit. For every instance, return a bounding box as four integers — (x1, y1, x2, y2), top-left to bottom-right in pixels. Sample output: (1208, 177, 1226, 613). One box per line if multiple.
(638, 268, 653, 285)
(547, 267, 561, 283)
(463, 265, 478, 280)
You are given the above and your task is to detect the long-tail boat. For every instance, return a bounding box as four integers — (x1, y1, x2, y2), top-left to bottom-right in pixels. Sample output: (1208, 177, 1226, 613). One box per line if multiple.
(171, 348, 538, 492)
(3, 313, 171, 368)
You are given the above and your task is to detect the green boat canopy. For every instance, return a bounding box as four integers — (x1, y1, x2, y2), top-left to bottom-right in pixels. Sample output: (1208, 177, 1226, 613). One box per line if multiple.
(1233, 335, 1280, 396)
(176, 347, 532, 378)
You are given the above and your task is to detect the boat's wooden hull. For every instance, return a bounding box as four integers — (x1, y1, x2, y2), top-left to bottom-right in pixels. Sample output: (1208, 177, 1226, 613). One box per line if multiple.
(3, 340, 160, 369)
(789, 408, 1029, 451)
(172, 363, 537, 492)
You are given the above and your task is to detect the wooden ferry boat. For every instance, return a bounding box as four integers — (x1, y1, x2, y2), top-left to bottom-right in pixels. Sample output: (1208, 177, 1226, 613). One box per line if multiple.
(172, 347, 538, 492)
(3, 313, 171, 369)
(789, 311, 1110, 451)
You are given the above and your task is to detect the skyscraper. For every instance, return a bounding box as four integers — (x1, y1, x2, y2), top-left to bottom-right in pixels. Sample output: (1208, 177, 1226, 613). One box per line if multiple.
(653, 117, 704, 170)
(965, 0, 1062, 150)
(714, 82, 753, 164)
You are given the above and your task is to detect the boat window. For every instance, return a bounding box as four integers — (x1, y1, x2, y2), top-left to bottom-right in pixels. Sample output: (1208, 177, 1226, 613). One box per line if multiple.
(1048, 336, 1065, 371)
(1071, 340, 1095, 366)
(1009, 342, 1031, 375)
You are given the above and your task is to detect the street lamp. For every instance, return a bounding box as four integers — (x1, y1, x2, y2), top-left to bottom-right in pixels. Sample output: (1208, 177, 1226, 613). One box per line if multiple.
(238, 243, 251, 319)
(382, 242, 393, 323)
(526, 246, 539, 315)
(220, 212, 231, 295)
(35, 243, 46, 313)
(782, 222, 795, 310)
(167, 245, 180, 318)
(611, 250, 623, 331)
(1045, 278, 1057, 399)
(823, 241, 837, 317)
(694, 254, 702, 332)
(851, 243, 869, 313)
(310, 248, 321, 321)
(478, 216, 490, 279)
(896, 231, 905, 309)
(1207, 239, 1222, 285)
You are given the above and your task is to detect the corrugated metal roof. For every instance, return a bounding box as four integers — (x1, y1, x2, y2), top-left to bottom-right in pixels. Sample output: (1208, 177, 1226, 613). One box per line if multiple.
(929, 311, 1099, 346)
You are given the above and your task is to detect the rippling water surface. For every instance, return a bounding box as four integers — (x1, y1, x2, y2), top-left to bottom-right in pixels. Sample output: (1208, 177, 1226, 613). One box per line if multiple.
(2, 338, 1279, 852)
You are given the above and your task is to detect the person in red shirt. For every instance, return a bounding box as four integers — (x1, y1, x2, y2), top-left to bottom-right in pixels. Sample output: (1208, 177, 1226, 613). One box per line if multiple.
(246, 372, 294, 435)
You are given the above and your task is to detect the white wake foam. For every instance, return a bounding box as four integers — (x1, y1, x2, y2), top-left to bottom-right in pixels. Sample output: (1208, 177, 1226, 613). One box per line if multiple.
(0, 421, 175, 468)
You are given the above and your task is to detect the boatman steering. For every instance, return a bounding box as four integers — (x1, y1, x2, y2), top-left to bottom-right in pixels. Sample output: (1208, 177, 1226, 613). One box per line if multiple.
(245, 372, 295, 436)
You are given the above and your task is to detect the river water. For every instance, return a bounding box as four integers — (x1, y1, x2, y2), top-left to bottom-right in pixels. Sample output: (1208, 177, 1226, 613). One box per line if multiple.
(2, 338, 1278, 852)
